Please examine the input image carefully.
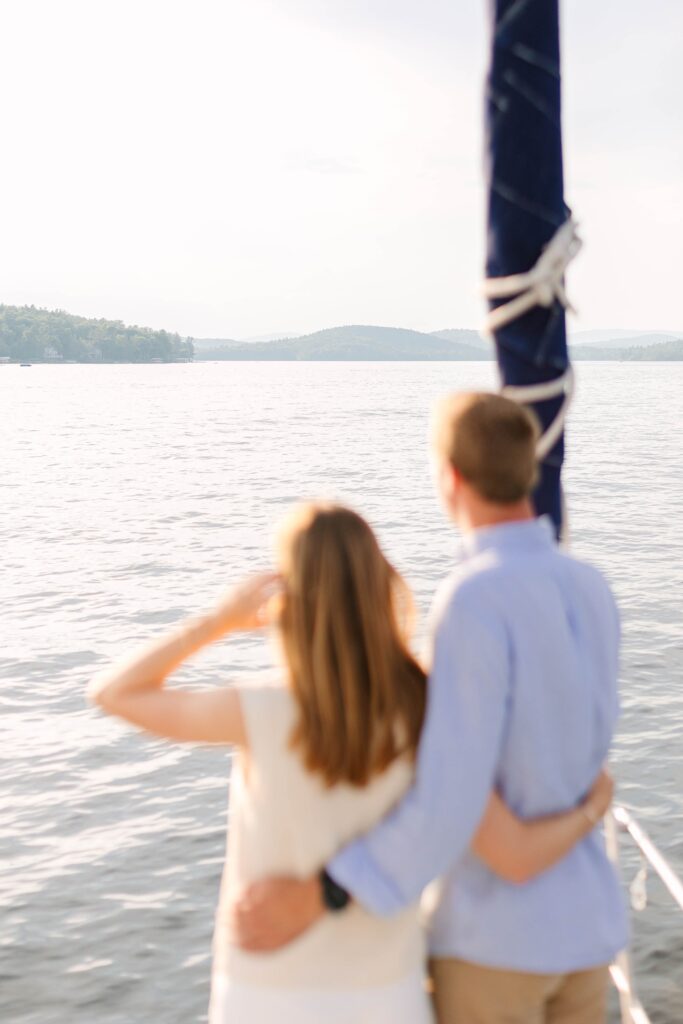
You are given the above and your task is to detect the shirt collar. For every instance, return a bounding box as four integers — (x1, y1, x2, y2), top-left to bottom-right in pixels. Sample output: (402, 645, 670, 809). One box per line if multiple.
(461, 516, 556, 558)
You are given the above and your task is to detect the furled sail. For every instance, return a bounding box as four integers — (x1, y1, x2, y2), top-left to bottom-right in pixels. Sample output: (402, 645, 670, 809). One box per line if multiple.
(483, 0, 579, 538)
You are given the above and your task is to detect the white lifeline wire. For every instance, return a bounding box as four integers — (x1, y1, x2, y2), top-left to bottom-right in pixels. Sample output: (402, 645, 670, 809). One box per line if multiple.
(605, 812, 654, 1024)
(607, 805, 683, 1024)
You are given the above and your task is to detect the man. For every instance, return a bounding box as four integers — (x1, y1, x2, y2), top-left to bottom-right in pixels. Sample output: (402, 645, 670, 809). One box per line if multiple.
(234, 392, 627, 1023)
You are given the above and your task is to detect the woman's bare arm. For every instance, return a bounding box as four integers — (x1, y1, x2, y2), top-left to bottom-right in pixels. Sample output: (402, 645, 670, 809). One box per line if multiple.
(87, 574, 278, 746)
(472, 769, 614, 884)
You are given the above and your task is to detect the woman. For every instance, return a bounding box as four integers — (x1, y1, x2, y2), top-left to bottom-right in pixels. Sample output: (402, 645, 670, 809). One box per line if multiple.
(89, 503, 613, 1024)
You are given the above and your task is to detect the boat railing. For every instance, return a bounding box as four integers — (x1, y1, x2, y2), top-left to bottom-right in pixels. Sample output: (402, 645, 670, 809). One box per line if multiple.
(606, 806, 683, 1024)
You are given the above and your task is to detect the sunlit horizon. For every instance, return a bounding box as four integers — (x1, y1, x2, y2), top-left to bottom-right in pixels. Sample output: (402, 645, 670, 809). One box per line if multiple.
(3, 0, 681, 339)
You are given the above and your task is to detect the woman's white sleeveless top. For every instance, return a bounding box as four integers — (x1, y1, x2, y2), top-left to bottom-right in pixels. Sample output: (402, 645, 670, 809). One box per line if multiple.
(212, 680, 426, 991)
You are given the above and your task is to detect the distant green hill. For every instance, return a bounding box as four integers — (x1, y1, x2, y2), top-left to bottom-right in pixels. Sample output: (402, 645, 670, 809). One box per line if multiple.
(195, 325, 490, 361)
(193, 337, 239, 351)
(620, 337, 683, 360)
(430, 328, 490, 352)
(570, 330, 677, 348)
(194, 323, 683, 362)
(571, 337, 683, 361)
(0, 305, 194, 363)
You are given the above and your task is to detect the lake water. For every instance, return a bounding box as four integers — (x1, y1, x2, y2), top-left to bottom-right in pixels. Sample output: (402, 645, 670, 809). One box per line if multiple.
(1, 361, 682, 1023)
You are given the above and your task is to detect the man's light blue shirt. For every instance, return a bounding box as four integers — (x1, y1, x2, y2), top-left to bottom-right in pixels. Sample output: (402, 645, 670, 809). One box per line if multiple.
(329, 519, 628, 972)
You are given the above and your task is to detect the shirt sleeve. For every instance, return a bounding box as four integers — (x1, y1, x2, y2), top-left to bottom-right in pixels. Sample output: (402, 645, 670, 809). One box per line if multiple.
(328, 582, 510, 915)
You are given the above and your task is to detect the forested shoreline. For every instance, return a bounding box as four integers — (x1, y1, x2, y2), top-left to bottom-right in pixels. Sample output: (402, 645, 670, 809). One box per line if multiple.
(0, 306, 194, 363)
(2, 305, 681, 363)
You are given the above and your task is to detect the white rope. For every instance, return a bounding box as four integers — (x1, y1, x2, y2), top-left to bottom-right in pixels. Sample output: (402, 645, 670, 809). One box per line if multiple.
(480, 216, 580, 519)
(482, 216, 582, 334)
(501, 365, 575, 461)
(613, 807, 683, 913)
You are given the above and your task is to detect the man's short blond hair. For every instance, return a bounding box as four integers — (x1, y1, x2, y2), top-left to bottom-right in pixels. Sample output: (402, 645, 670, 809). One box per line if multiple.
(432, 392, 540, 504)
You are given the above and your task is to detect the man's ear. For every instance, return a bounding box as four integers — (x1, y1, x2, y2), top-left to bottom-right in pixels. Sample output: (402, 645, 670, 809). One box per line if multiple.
(441, 462, 460, 501)
(436, 464, 459, 522)
(451, 466, 465, 491)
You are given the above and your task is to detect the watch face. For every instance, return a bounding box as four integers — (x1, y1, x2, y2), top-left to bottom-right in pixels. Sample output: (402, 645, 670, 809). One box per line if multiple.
(321, 870, 350, 911)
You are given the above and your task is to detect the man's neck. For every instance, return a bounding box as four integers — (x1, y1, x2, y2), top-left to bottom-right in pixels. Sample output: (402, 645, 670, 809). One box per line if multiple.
(458, 499, 535, 534)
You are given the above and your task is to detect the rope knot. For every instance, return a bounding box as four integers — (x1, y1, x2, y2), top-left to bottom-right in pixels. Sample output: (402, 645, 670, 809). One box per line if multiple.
(482, 216, 582, 334)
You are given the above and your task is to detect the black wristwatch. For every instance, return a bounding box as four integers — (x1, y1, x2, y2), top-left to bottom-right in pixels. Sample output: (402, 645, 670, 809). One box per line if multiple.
(319, 869, 351, 912)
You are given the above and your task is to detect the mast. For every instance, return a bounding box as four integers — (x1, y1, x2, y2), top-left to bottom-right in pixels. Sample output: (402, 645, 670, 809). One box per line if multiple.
(483, 0, 579, 539)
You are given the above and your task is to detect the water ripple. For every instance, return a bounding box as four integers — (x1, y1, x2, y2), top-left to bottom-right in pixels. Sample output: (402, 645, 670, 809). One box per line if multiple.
(1, 362, 681, 1023)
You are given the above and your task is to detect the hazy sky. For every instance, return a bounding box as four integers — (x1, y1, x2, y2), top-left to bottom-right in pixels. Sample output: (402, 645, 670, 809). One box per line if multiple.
(3, 0, 681, 339)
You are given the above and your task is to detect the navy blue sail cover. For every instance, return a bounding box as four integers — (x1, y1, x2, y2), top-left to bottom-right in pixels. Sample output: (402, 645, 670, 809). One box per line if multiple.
(485, 0, 570, 537)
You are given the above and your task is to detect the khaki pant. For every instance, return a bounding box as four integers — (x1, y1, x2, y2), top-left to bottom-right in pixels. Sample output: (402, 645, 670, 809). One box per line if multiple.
(430, 958, 609, 1024)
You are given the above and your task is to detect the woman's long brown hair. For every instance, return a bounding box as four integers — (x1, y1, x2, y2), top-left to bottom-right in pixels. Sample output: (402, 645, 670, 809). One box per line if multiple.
(276, 503, 426, 787)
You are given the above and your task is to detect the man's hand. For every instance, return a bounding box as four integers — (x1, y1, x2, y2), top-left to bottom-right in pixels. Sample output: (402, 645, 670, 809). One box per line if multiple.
(231, 875, 325, 951)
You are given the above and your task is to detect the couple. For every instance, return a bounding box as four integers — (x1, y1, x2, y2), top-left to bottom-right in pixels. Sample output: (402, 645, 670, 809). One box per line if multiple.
(89, 392, 627, 1023)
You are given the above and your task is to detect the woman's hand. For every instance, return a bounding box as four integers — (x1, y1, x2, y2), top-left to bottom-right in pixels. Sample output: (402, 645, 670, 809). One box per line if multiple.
(582, 767, 614, 825)
(210, 573, 282, 633)
(88, 573, 281, 745)
(472, 766, 616, 884)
